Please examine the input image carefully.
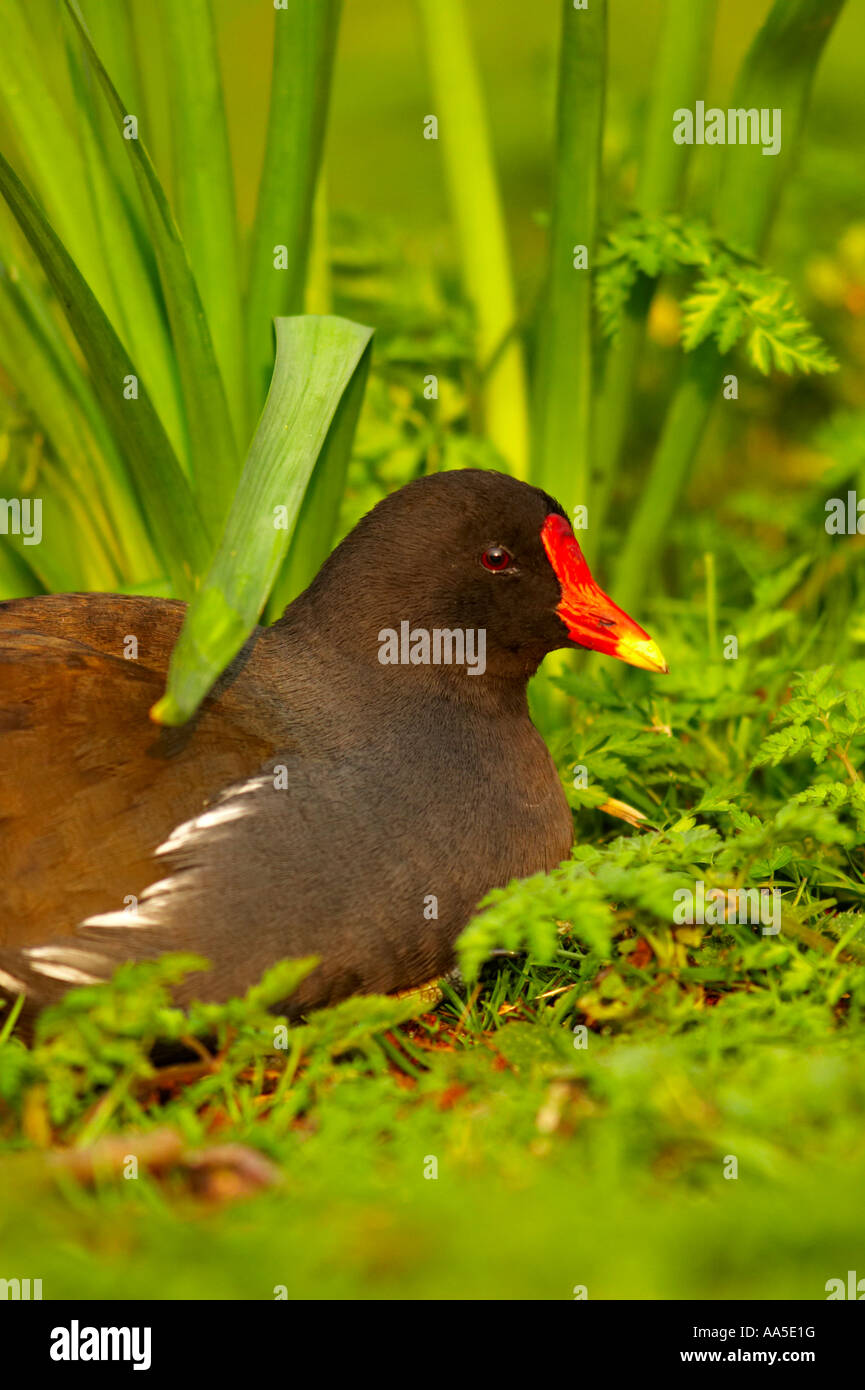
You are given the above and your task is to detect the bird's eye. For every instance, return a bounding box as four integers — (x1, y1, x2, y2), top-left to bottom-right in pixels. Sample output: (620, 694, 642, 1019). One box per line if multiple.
(481, 546, 512, 572)
(597, 617, 615, 628)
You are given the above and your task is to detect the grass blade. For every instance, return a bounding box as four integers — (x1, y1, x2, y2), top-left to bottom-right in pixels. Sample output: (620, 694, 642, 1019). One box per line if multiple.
(160, 0, 246, 446)
(0, 148, 208, 595)
(65, 0, 238, 537)
(0, 2, 102, 311)
(416, 0, 529, 479)
(305, 175, 333, 317)
(531, 0, 606, 507)
(0, 254, 158, 580)
(611, 344, 718, 608)
(6, 0, 177, 473)
(635, 0, 718, 215)
(61, 12, 188, 466)
(0, 265, 124, 580)
(153, 315, 372, 726)
(79, 0, 148, 144)
(128, 0, 176, 195)
(245, 0, 341, 421)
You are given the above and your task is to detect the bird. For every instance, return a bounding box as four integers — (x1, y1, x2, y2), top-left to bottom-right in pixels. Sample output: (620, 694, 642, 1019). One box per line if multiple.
(0, 468, 667, 1038)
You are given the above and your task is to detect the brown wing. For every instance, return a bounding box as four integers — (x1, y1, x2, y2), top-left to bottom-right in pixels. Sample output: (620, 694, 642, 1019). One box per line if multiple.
(0, 594, 288, 946)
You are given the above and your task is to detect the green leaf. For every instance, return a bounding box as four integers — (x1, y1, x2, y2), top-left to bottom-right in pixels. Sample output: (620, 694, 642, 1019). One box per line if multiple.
(680, 265, 837, 373)
(159, 0, 247, 446)
(752, 724, 813, 768)
(716, 0, 848, 256)
(0, 148, 208, 595)
(417, 0, 529, 478)
(245, 0, 341, 421)
(752, 554, 812, 610)
(681, 277, 737, 350)
(265, 342, 371, 620)
(65, 0, 238, 537)
(635, 2, 719, 216)
(716, 301, 745, 354)
(611, 0, 845, 604)
(595, 255, 638, 339)
(0, 0, 188, 466)
(0, 2, 102, 317)
(0, 254, 155, 582)
(457, 865, 614, 984)
(530, 0, 606, 504)
(153, 315, 373, 726)
(749, 324, 773, 375)
(595, 213, 718, 338)
(61, 6, 189, 465)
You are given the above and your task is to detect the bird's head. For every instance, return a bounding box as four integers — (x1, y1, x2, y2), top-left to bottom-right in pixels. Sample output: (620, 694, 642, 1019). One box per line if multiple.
(305, 469, 668, 682)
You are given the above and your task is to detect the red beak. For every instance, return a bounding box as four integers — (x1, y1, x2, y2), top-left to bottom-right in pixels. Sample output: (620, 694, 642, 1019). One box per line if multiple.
(541, 514, 668, 673)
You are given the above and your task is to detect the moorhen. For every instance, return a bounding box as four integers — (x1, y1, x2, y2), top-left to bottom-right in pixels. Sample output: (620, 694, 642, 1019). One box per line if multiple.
(0, 469, 666, 1034)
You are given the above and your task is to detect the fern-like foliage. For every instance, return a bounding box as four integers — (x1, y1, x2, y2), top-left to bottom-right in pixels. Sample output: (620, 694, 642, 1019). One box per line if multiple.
(595, 213, 716, 338)
(457, 865, 614, 985)
(595, 211, 838, 377)
(682, 266, 838, 375)
(751, 667, 865, 809)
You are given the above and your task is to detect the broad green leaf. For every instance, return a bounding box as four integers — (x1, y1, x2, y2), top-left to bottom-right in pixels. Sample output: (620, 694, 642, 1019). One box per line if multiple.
(65, 0, 238, 537)
(153, 315, 372, 726)
(0, 148, 208, 595)
(264, 342, 371, 621)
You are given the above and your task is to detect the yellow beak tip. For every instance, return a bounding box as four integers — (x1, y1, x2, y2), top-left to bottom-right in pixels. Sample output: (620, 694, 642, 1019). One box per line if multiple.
(615, 637, 669, 675)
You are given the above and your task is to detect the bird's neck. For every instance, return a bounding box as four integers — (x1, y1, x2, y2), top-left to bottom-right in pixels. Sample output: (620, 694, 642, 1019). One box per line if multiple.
(266, 589, 541, 721)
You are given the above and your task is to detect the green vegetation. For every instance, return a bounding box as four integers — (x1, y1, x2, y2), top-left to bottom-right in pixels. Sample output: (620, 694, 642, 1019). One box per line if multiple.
(1, 0, 864, 1299)
(0, 0, 356, 707)
(2, 563, 864, 1296)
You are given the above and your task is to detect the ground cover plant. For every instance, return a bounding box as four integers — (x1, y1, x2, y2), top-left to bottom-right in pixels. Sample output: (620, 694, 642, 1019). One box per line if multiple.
(0, 0, 863, 1299)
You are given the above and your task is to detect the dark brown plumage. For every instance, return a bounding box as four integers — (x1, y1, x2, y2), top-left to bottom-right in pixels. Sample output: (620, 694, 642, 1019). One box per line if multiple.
(0, 469, 666, 1036)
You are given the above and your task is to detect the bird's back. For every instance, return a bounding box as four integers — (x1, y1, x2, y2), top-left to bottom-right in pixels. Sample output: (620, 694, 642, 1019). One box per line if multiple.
(0, 594, 286, 945)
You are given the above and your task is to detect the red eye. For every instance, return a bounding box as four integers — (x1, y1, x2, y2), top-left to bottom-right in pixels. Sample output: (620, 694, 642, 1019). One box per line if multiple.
(481, 546, 512, 572)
